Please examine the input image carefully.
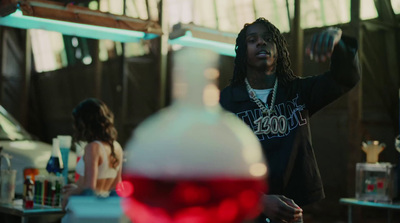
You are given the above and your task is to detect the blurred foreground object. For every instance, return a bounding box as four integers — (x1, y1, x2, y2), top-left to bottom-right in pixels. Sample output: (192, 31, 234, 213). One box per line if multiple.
(122, 59, 268, 222)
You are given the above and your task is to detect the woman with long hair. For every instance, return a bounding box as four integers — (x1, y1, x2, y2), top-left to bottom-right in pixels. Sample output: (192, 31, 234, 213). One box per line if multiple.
(62, 98, 123, 209)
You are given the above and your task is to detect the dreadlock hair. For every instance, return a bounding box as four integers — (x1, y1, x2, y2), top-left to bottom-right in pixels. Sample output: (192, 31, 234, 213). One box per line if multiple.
(72, 98, 119, 169)
(231, 17, 297, 86)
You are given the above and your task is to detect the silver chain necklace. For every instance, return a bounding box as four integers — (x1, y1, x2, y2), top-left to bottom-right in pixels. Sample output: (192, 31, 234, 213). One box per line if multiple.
(245, 78, 278, 116)
(244, 77, 288, 135)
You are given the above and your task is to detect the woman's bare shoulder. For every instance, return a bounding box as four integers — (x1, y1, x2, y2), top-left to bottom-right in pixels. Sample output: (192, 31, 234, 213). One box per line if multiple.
(85, 141, 102, 154)
(83, 142, 103, 164)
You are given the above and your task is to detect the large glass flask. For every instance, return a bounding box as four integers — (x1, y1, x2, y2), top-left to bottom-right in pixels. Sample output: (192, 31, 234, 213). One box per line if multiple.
(122, 50, 268, 223)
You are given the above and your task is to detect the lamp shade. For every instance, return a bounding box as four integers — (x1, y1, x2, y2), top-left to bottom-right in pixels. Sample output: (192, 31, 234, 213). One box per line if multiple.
(0, 0, 162, 42)
(169, 23, 237, 57)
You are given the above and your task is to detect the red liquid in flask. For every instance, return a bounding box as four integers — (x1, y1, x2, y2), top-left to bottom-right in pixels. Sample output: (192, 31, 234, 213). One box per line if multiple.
(122, 68, 268, 223)
(122, 174, 267, 223)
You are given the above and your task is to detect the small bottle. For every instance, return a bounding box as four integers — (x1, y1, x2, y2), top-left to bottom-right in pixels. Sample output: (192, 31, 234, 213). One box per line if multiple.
(43, 178, 50, 206)
(46, 138, 63, 175)
(23, 175, 34, 208)
(34, 175, 44, 205)
(54, 177, 62, 207)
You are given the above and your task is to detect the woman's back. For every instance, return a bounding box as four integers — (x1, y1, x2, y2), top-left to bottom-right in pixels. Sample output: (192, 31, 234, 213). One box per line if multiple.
(75, 141, 123, 194)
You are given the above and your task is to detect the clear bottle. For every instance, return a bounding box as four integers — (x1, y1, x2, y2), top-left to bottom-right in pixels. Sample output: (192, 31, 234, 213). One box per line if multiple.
(46, 138, 63, 175)
(122, 51, 268, 223)
(23, 175, 34, 208)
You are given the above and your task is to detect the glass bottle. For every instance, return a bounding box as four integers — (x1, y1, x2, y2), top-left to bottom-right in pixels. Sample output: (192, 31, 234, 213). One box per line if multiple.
(46, 138, 63, 175)
(23, 175, 34, 208)
(34, 175, 44, 205)
(122, 50, 268, 223)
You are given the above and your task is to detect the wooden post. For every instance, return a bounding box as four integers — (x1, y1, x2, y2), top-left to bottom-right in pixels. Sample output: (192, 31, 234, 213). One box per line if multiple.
(158, 0, 169, 108)
(291, 0, 303, 76)
(347, 0, 362, 221)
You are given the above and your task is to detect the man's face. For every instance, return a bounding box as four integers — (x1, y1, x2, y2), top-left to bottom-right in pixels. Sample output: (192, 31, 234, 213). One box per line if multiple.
(246, 23, 277, 73)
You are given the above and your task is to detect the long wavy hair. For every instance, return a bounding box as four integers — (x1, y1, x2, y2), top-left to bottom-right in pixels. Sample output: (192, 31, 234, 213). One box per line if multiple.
(231, 17, 297, 86)
(72, 98, 119, 168)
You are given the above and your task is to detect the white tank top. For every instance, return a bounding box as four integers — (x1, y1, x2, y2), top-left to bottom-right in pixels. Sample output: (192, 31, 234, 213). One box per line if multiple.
(75, 141, 120, 179)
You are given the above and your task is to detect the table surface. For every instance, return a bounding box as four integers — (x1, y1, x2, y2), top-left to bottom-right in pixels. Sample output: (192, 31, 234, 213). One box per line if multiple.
(339, 198, 400, 210)
(0, 199, 65, 217)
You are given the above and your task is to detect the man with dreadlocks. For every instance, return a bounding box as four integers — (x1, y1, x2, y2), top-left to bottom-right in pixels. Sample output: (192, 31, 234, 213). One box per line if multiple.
(220, 18, 360, 223)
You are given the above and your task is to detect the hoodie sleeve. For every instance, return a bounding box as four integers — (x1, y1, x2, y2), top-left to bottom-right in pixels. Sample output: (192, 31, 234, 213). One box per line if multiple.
(300, 35, 361, 116)
(329, 35, 361, 88)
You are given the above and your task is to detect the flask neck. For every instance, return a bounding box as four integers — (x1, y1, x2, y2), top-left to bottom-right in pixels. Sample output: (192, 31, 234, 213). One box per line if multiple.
(170, 48, 220, 108)
(172, 68, 220, 108)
